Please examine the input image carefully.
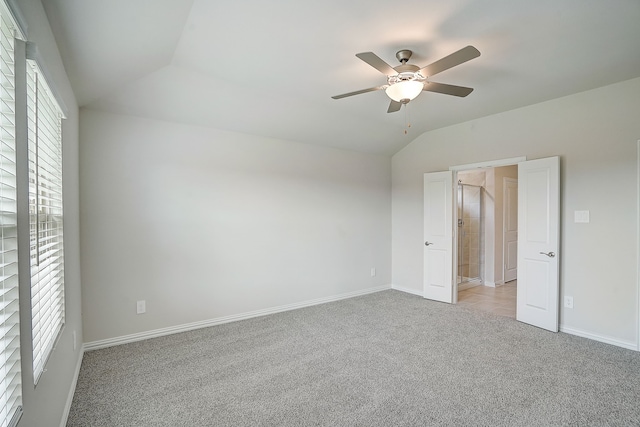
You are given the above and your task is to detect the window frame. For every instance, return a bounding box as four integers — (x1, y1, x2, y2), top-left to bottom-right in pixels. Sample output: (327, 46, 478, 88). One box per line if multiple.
(0, 2, 22, 425)
(25, 56, 65, 385)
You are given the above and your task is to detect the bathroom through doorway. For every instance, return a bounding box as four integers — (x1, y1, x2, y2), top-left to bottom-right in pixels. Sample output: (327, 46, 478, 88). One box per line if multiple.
(456, 166, 518, 317)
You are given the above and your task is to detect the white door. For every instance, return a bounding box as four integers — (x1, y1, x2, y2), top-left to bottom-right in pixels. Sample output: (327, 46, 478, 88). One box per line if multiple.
(423, 171, 453, 303)
(503, 178, 518, 282)
(516, 157, 560, 332)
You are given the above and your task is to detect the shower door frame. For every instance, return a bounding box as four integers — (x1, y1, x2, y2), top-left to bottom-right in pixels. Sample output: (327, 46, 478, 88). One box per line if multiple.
(457, 182, 483, 289)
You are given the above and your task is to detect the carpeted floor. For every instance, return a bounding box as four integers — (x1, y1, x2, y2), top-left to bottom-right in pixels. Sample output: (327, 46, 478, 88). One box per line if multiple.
(67, 290, 640, 426)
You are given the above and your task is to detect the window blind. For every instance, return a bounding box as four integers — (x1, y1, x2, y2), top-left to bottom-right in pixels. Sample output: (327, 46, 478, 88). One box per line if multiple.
(26, 59, 64, 384)
(0, 4, 21, 427)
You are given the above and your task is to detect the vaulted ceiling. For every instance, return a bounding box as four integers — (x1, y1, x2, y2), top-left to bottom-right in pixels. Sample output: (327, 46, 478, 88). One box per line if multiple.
(42, 0, 640, 155)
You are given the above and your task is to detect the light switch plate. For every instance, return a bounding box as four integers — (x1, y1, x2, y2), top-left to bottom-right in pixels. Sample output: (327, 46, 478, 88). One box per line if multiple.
(574, 210, 590, 223)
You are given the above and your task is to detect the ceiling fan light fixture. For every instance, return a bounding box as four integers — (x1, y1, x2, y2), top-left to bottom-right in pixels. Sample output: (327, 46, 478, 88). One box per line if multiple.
(332, 46, 479, 112)
(385, 80, 424, 103)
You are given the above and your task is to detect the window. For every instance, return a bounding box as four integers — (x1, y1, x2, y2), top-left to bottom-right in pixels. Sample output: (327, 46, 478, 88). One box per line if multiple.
(0, 3, 21, 426)
(26, 58, 65, 384)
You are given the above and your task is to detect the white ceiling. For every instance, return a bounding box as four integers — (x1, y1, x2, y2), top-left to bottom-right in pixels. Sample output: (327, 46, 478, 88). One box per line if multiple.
(42, 0, 640, 155)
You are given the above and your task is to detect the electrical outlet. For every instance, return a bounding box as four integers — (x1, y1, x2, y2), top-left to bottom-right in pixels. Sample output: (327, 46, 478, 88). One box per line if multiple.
(564, 296, 574, 309)
(136, 300, 146, 314)
(574, 210, 590, 223)
(72, 330, 77, 351)
(371, 267, 376, 277)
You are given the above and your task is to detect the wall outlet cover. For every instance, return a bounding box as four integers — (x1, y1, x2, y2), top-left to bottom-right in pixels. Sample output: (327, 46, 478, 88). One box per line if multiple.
(574, 210, 590, 223)
(564, 296, 574, 309)
(136, 300, 146, 314)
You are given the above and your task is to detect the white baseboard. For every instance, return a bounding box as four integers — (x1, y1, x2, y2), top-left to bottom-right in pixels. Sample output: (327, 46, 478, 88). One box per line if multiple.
(85, 285, 392, 351)
(391, 284, 423, 297)
(560, 325, 638, 351)
(60, 345, 85, 427)
(485, 280, 509, 288)
(458, 281, 482, 291)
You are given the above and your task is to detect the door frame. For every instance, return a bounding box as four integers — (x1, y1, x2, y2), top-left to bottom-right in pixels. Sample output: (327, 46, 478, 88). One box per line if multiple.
(637, 140, 640, 351)
(449, 157, 526, 301)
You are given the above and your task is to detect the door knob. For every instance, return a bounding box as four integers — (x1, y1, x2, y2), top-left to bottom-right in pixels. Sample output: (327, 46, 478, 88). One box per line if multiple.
(539, 251, 555, 258)
(425, 241, 434, 246)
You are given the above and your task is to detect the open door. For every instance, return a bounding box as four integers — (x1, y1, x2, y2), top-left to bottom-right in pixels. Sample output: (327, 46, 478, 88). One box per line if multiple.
(503, 178, 518, 282)
(423, 171, 453, 303)
(516, 157, 560, 331)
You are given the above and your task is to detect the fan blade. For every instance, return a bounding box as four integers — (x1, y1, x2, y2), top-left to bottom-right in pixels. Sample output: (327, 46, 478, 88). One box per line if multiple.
(419, 45, 480, 77)
(387, 100, 402, 113)
(331, 86, 386, 99)
(356, 52, 397, 75)
(423, 81, 474, 97)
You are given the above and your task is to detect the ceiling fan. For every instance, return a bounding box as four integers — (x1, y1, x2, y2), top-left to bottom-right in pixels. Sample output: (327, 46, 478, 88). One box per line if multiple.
(332, 45, 480, 113)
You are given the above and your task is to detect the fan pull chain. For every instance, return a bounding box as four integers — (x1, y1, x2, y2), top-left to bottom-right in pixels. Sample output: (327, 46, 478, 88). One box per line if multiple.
(403, 103, 412, 135)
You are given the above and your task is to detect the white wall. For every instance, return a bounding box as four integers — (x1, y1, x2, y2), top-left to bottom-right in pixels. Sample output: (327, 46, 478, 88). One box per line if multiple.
(79, 109, 392, 343)
(14, 1, 82, 426)
(392, 77, 640, 348)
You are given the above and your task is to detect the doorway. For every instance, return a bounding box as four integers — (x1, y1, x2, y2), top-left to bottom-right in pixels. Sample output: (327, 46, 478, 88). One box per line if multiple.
(423, 156, 561, 332)
(455, 166, 518, 318)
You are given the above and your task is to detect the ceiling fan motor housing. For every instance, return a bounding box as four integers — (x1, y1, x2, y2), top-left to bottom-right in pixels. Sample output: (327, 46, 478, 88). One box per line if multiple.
(388, 67, 424, 85)
(395, 49, 413, 64)
(385, 50, 425, 103)
(389, 50, 425, 84)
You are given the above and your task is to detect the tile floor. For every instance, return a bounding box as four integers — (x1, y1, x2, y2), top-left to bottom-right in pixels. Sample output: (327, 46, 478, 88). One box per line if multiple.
(457, 281, 517, 318)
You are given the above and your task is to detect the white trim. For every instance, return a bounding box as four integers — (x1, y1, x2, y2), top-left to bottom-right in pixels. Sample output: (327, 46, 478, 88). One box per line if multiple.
(560, 326, 637, 351)
(85, 285, 391, 351)
(503, 177, 519, 284)
(457, 282, 476, 291)
(484, 280, 504, 288)
(59, 346, 85, 427)
(391, 284, 424, 297)
(637, 139, 640, 351)
(25, 42, 68, 118)
(3, 0, 26, 40)
(449, 157, 526, 171)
